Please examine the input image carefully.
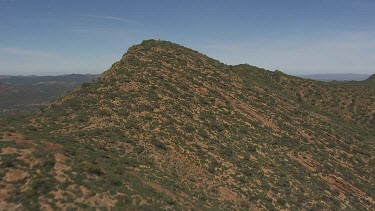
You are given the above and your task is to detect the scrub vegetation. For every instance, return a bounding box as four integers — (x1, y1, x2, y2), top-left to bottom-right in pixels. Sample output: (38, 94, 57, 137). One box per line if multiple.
(0, 40, 374, 210)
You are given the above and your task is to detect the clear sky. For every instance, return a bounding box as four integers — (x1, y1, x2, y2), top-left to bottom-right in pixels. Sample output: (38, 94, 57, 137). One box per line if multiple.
(1, 0, 374, 76)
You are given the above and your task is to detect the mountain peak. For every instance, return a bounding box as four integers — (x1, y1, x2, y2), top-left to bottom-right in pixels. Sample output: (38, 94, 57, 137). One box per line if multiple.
(103, 39, 222, 79)
(126, 39, 202, 57)
(120, 39, 188, 60)
(139, 39, 180, 47)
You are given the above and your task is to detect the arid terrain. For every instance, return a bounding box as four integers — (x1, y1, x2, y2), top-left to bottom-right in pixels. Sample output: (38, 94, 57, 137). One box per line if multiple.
(0, 40, 374, 210)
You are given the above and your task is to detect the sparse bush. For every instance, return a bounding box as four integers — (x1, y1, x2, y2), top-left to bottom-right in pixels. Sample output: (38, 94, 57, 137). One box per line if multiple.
(151, 137, 167, 150)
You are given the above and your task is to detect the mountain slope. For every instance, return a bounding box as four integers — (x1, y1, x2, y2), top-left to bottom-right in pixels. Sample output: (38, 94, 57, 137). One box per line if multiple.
(365, 74, 375, 82)
(0, 40, 374, 210)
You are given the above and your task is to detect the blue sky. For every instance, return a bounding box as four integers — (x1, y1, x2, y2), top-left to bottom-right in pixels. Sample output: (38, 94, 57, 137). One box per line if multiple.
(1, 0, 374, 75)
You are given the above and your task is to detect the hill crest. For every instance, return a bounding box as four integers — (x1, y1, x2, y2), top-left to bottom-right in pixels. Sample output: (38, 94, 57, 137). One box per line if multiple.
(365, 73, 375, 82)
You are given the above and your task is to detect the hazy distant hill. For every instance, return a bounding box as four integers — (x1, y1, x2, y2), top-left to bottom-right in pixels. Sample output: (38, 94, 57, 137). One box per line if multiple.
(0, 74, 99, 114)
(299, 73, 372, 81)
(0, 40, 374, 210)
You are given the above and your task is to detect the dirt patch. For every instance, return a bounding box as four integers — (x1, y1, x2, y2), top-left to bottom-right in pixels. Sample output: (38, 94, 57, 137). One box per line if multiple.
(288, 152, 321, 172)
(0, 201, 20, 211)
(218, 186, 238, 201)
(1, 147, 18, 154)
(5, 169, 28, 182)
(15, 139, 35, 148)
(320, 174, 373, 204)
(120, 82, 139, 92)
(0, 183, 17, 210)
(45, 142, 62, 150)
(144, 180, 197, 209)
(54, 153, 68, 163)
(299, 129, 313, 142)
(144, 181, 176, 200)
(53, 163, 71, 183)
(52, 190, 65, 200)
(85, 194, 117, 210)
(231, 102, 280, 132)
(152, 148, 207, 188)
(80, 185, 90, 196)
(194, 86, 208, 96)
(128, 170, 197, 209)
(53, 163, 70, 173)
(3, 132, 25, 141)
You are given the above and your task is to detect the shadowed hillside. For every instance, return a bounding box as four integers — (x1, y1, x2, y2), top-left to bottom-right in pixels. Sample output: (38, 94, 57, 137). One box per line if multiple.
(0, 40, 374, 210)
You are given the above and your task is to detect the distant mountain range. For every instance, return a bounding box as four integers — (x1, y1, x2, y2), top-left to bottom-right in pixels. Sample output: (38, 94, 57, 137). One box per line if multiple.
(299, 73, 372, 81)
(0, 74, 100, 114)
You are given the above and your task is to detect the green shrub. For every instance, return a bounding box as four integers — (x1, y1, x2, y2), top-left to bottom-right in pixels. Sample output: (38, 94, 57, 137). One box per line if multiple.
(277, 198, 287, 206)
(198, 128, 209, 138)
(151, 137, 167, 150)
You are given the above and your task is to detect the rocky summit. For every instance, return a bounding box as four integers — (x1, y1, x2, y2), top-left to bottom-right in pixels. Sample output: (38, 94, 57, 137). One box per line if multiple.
(0, 40, 374, 210)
